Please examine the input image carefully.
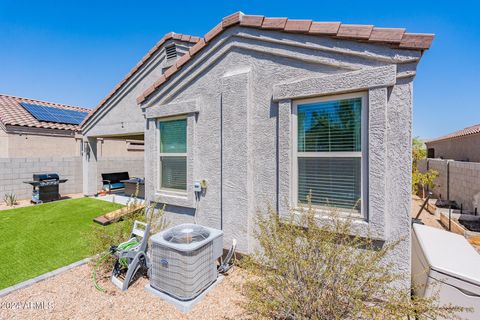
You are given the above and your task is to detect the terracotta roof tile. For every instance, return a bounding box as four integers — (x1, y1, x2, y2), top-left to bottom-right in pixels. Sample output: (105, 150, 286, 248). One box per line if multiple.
(261, 17, 288, 29)
(337, 24, 374, 39)
(163, 64, 178, 79)
(135, 12, 435, 104)
(175, 52, 191, 69)
(223, 12, 243, 28)
(81, 32, 199, 127)
(189, 38, 207, 56)
(240, 15, 264, 27)
(427, 124, 480, 144)
(308, 22, 341, 35)
(369, 27, 405, 43)
(0, 93, 89, 131)
(284, 19, 312, 33)
(399, 33, 435, 49)
(205, 22, 224, 42)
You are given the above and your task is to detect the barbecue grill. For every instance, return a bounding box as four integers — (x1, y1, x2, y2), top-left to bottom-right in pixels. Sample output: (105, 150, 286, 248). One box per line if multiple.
(24, 173, 68, 204)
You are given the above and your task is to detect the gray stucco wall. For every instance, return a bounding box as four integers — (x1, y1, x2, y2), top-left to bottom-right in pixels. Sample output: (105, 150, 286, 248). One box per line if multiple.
(426, 133, 480, 162)
(82, 39, 194, 138)
(142, 26, 424, 289)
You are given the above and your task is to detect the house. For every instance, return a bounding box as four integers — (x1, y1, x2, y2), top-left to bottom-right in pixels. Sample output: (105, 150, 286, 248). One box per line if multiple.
(0, 93, 88, 158)
(425, 124, 480, 161)
(0, 93, 144, 159)
(81, 32, 198, 195)
(82, 12, 434, 288)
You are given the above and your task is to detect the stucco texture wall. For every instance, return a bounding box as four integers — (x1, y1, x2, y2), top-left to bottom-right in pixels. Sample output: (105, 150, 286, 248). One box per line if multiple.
(426, 133, 480, 162)
(143, 27, 422, 289)
(0, 131, 80, 158)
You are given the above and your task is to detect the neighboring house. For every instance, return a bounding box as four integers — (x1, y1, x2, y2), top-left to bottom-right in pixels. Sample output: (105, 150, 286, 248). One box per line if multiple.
(0, 94, 87, 158)
(425, 124, 480, 161)
(0, 93, 145, 159)
(83, 12, 434, 288)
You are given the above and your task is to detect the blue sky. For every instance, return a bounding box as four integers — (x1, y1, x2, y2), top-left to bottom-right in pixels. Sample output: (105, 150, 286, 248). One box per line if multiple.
(0, 0, 478, 139)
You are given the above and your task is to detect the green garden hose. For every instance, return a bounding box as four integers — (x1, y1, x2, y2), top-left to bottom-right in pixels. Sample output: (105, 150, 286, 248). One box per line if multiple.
(92, 237, 141, 292)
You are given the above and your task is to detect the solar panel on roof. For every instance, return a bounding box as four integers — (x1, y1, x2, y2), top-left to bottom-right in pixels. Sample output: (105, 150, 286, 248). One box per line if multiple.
(20, 102, 88, 125)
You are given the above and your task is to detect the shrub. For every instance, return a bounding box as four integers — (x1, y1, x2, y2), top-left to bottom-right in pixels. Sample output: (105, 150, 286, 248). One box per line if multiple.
(87, 199, 167, 270)
(3, 193, 17, 207)
(242, 198, 465, 319)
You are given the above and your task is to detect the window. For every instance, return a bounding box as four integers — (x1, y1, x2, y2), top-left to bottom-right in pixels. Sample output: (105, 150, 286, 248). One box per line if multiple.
(159, 118, 187, 191)
(294, 94, 366, 213)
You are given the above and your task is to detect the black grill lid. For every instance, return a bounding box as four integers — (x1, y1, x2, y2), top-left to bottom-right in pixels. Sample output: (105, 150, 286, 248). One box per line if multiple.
(33, 173, 60, 181)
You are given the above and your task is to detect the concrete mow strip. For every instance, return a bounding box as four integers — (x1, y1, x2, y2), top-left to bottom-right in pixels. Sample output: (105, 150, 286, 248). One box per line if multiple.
(145, 275, 224, 313)
(0, 257, 93, 298)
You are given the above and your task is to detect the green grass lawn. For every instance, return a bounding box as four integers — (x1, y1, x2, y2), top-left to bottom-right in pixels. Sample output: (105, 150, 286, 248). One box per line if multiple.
(0, 197, 123, 289)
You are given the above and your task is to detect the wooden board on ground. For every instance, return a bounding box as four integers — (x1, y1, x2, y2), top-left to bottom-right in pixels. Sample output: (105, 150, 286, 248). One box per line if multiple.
(93, 204, 144, 226)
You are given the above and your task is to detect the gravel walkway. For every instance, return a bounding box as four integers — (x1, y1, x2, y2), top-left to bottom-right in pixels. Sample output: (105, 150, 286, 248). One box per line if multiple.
(0, 263, 249, 320)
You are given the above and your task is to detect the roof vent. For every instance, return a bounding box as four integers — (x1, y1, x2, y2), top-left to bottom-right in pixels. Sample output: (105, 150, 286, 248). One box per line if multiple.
(165, 45, 177, 60)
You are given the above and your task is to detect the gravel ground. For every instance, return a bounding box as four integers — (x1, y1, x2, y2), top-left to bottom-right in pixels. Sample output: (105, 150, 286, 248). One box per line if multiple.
(0, 263, 249, 320)
(411, 196, 444, 230)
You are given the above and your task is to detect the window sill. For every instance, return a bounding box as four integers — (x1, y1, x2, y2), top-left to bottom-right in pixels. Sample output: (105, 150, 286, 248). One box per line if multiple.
(290, 207, 384, 241)
(154, 190, 195, 209)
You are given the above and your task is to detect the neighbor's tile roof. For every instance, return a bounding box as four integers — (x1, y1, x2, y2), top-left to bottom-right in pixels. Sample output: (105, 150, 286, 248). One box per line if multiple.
(427, 124, 480, 144)
(137, 12, 435, 104)
(80, 32, 199, 128)
(0, 93, 90, 131)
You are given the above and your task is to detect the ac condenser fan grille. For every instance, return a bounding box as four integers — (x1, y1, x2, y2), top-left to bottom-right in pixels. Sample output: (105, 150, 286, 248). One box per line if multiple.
(163, 224, 210, 244)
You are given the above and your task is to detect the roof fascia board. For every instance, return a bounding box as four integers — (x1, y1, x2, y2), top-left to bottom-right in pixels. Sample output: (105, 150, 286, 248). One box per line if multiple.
(81, 35, 199, 130)
(142, 29, 409, 107)
(82, 41, 178, 133)
(138, 12, 434, 104)
(4, 125, 76, 137)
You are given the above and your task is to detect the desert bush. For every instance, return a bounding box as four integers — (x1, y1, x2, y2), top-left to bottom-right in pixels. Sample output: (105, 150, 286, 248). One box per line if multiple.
(242, 198, 465, 319)
(87, 199, 167, 270)
(3, 193, 17, 207)
(412, 137, 439, 198)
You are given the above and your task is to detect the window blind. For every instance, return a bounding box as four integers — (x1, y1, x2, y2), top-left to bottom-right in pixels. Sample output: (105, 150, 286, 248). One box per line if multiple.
(160, 118, 187, 191)
(161, 156, 187, 190)
(297, 97, 362, 212)
(298, 157, 361, 210)
(298, 98, 361, 152)
(160, 119, 187, 153)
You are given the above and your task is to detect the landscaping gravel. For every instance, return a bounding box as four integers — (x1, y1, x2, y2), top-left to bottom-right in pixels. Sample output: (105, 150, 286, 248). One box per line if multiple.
(0, 263, 248, 320)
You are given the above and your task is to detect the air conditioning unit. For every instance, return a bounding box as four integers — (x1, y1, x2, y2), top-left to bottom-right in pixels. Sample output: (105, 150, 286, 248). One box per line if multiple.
(149, 224, 223, 301)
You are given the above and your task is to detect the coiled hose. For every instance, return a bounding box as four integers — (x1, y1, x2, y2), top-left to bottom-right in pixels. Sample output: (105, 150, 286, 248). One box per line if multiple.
(92, 238, 140, 292)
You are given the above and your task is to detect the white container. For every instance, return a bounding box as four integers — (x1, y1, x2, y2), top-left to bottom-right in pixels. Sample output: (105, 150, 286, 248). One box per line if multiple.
(412, 223, 480, 319)
(150, 224, 223, 301)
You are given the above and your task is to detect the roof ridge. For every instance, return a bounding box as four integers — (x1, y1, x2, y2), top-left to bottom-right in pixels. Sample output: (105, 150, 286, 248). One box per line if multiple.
(80, 31, 200, 127)
(0, 93, 90, 112)
(137, 12, 435, 104)
(427, 123, 480, 143)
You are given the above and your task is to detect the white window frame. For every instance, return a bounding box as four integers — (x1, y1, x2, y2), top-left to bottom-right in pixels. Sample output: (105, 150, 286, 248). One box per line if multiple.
(157, 115, 188, 195)
(291, 91, 368, 217)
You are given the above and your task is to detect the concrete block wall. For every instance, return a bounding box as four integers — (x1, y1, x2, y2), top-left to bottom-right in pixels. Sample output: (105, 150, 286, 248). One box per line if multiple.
(449, 161, 480, 212)
(419, 158, 480, 212)
(0, 157, 83, 201)
(426, 159, 448, 199)
(96, 157, 144, 190)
